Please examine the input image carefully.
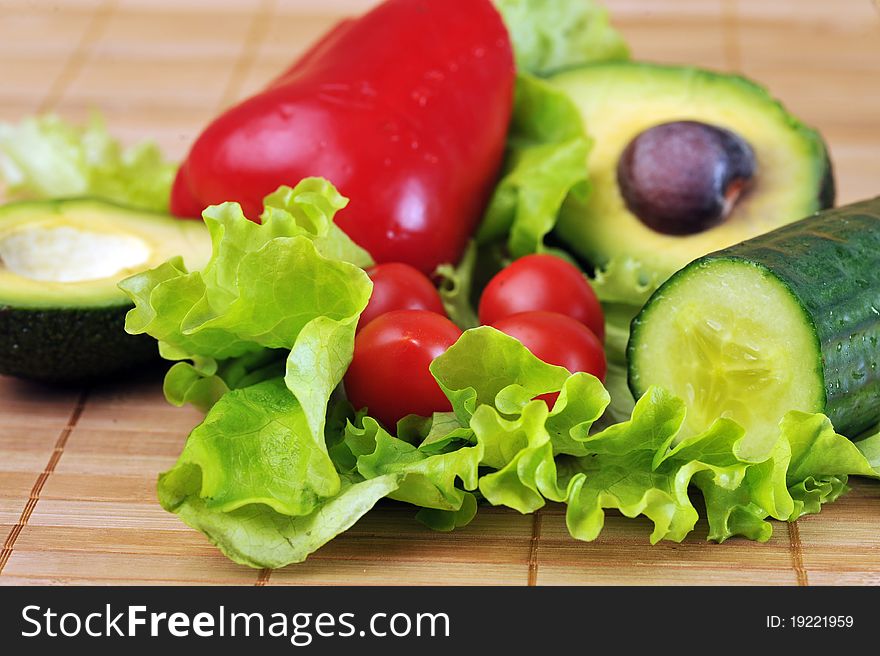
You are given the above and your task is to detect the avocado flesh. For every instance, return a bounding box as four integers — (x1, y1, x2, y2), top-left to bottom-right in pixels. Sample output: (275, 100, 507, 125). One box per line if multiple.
(0, 198, 211, 383)
(549, 62, 834, 294)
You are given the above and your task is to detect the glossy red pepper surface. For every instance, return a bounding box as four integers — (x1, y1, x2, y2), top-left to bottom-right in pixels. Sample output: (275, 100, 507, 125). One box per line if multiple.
(171, 0, 515, 274)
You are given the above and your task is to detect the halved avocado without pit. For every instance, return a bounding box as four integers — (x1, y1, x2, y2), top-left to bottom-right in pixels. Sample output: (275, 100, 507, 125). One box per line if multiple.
(548, 61, 834, 294)
(0, 198, 211, 383)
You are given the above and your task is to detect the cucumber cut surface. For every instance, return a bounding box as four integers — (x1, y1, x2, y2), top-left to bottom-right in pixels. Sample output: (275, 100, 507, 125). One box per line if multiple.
(628, 197, 880, 441)
(629, 258, 824, 441)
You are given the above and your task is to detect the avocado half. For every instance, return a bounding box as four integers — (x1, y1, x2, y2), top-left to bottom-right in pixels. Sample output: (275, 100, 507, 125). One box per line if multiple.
(0, 198, 211, 383)
(548, 62, 834, 293)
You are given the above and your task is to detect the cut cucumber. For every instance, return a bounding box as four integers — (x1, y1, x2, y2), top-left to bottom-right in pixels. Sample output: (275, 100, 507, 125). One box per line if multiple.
(628, 197, 880, 441)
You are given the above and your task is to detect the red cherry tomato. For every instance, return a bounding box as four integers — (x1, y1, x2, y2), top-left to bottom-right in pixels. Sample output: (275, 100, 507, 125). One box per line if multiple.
(491, 310, 607, 408)
(345, 310, 462, 428)
(359, 263, 445, 332)
(478, 254, 605, 341)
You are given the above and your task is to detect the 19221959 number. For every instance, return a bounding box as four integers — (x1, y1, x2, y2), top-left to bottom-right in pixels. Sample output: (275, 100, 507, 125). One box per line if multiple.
(767, 615, 854, 629)
(793, 616, 853, 628)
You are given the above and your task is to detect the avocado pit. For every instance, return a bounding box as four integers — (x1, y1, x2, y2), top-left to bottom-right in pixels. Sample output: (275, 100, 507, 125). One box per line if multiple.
(617, 120, 756, 236)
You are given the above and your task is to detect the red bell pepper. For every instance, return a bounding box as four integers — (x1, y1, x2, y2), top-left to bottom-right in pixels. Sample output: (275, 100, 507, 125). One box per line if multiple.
(170, 0, 515, 274)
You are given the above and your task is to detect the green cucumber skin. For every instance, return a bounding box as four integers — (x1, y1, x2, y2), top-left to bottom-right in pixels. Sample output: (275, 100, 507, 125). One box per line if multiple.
(717, 198, 880, 436)
(0, 304, 158, 383)
(632, 197, 880, 437)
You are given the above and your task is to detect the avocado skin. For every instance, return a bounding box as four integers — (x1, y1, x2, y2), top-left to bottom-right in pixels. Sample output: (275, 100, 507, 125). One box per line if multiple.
(0, 304, 158, 383)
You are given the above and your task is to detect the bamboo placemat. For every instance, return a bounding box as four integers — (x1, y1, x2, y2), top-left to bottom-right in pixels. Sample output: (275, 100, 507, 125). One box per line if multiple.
(1, 0, 879, 586)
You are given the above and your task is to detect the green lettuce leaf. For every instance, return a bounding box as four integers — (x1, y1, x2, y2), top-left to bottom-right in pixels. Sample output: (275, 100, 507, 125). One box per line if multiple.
(158, 379, 342, 517)
(494, 0, 629, 77)
(596, 298, 650, 425)
(855, 426, 880, 472)
(119, 179, 388, 567)
(431, 326, 571, 423)
(125, 177, 372, 514)
(395, 411, 475, 456)
(585, 255, 667, 424)
(435, 241, 481, 330)
(163, 350, 287, 412)
(567, 398, 878, 544)
(168, 471, 402, 569)
(120, 178, 370, 360)
(477, 73, 591, 259)
(478, 0, 628, 260)
(589, 253, 659, 307)
(588, 253, 680, 424)
(343, 417, 482, 530)
(0, 113, 175, 212)
(158, 380, 485, 568)
(430, 328, 879, 545)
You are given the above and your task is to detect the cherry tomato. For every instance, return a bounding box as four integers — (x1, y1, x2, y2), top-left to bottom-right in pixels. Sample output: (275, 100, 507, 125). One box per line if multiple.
(359, 263, 445, 332)
(491, 310, 607, 408)
(478, 254, 605, 341)
(345, 309, 462, 428)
